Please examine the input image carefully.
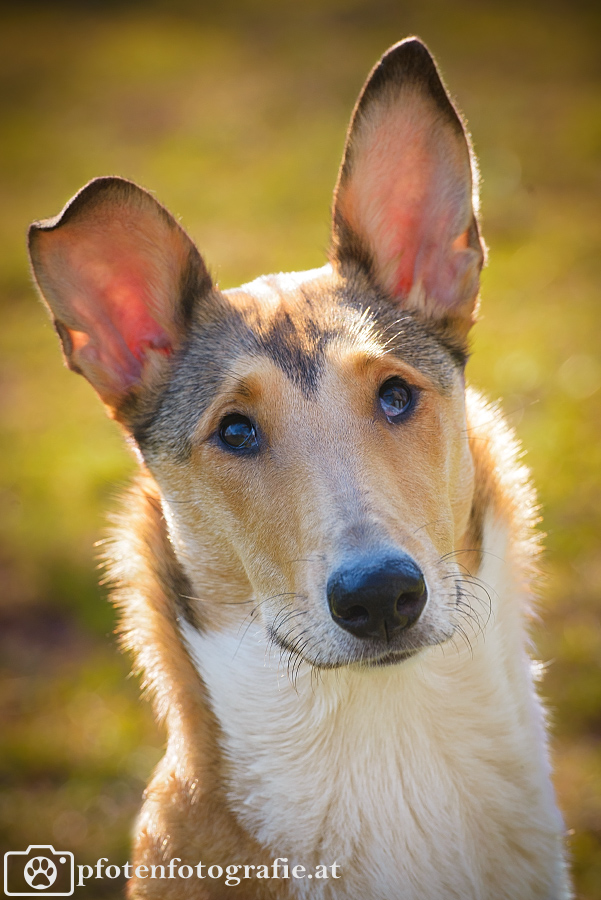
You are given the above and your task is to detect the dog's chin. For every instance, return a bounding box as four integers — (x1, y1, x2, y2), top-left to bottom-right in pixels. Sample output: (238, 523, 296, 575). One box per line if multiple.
(333, 644, 426, 670)
(306, 646, 423, 671)
(361, 647, 422, 668)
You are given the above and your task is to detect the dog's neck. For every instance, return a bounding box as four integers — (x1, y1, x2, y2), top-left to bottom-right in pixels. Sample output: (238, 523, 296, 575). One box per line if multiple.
(181, 513, 565, 900)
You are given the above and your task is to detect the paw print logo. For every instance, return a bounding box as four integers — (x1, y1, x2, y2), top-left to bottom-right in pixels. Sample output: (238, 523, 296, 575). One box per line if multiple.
(23, 857, 58, 890)
(4, 845, 73, 896)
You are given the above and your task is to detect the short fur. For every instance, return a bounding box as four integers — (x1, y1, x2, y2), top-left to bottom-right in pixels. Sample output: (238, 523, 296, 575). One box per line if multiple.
(29, 38, 571, 900)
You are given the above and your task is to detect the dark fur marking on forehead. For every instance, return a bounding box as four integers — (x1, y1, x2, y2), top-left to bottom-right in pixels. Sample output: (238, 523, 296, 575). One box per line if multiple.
(251, 299, 339, 396)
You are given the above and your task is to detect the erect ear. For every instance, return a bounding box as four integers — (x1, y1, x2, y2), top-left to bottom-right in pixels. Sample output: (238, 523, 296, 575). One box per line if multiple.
(331, 38, 484, 340)
(28, 176, 212, 420)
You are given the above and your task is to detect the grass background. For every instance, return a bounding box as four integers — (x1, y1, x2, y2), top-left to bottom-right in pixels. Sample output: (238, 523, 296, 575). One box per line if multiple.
(0, 1, 600, 896)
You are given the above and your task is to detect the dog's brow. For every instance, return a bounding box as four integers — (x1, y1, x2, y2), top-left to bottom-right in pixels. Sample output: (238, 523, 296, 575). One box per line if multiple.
(369, 314, 460, 395)
(380, 344, 456, 395)
(219, 375, 256, 401)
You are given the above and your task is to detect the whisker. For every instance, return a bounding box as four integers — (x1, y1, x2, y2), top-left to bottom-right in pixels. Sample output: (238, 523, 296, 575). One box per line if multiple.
(234, 592, 305, 661)
(453, 621, 474, 657)
(455, 600, 485, 638)
(412, 516, 448, 536)
(440, 547, 508, 567)
(180, 593, 254, 606)
(286, 554, 327, 565)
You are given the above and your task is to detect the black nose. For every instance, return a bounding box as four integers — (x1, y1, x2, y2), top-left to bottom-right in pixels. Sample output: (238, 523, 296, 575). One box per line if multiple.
(327, 552, 427, 640)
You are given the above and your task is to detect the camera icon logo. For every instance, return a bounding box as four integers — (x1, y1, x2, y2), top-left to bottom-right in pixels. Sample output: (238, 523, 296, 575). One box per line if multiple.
(4, 846, 74, 896)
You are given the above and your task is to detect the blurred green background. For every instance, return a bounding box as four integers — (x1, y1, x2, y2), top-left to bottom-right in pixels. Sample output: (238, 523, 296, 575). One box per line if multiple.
(0, 1, 599, 896)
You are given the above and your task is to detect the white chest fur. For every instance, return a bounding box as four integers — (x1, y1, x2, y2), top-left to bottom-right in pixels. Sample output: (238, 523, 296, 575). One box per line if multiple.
(181, 521, 568, 900)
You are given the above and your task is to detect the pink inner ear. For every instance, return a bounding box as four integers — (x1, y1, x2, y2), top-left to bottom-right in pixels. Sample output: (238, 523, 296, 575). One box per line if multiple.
(386, 209, 423, 297)
(338, 100, 476, 311)
(63, 245, 174, 398)
(95, 270, 172, 361)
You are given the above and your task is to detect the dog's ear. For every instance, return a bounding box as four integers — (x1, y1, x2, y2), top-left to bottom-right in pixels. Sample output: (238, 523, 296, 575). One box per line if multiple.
(29, 176, 211, 419)
(331, 38, 484, 339)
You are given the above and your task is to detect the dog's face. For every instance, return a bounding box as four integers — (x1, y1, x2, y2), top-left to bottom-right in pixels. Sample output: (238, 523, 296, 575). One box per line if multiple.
(28, 39, 484, 669)
(141, 268, 476, 669)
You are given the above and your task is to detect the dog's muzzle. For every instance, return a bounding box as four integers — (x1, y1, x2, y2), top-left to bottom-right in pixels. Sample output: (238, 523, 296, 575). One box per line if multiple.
(327, 551, 427, 641)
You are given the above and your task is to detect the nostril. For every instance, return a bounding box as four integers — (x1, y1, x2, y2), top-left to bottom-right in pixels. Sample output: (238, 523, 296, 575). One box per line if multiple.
(396, 577, 426, 605)
(396, 579, 427, 625)
(337, 604, 370, 627)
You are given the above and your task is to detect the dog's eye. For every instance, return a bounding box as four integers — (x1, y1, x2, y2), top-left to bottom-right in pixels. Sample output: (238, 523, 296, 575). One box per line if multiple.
(379, 378, 414, 422)
(219, 414, 258, 451)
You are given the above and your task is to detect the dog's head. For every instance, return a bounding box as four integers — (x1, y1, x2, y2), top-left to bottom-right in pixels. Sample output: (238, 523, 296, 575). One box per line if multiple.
(29, 39, 484, 670)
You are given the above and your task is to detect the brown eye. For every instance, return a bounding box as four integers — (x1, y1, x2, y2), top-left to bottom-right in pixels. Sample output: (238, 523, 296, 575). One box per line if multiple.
(219, 414, 258, 451)
(379, 378, 414, 422)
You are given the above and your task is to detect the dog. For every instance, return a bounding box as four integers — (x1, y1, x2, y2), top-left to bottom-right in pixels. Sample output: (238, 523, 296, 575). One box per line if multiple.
(28, 37, 571, 900)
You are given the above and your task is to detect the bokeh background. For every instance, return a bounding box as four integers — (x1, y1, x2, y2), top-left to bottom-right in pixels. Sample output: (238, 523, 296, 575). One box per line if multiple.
(1, 1, 599, 896)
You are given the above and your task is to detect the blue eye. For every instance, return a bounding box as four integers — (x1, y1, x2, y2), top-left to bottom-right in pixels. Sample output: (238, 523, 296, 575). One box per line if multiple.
(219, 414, 258, 450)
(379, 378, 414, 422)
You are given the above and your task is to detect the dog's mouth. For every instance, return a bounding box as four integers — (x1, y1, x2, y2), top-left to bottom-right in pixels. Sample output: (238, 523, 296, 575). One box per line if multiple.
(365, 647, 422, 668)
(267, 626, 432, 672)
